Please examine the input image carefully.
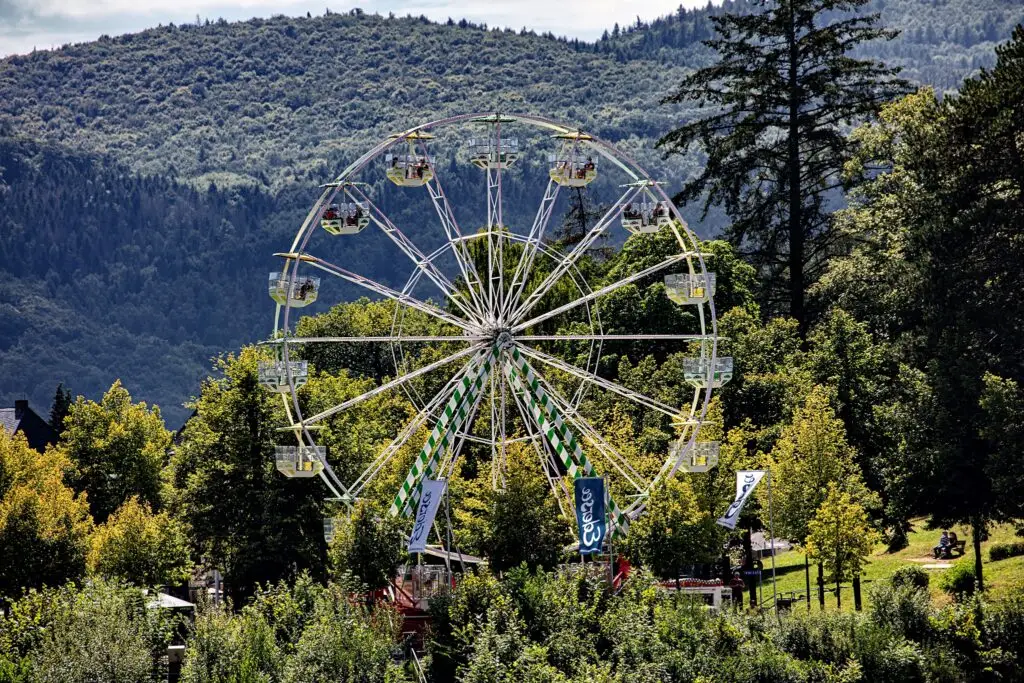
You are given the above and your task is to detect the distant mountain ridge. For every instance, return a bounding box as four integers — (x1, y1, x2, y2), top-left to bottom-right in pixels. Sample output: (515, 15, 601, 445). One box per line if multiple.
(1, 0, 1021, 423)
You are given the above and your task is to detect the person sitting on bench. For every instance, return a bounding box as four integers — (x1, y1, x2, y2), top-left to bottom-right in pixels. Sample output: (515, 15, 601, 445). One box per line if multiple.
(934, 530, 950, 559)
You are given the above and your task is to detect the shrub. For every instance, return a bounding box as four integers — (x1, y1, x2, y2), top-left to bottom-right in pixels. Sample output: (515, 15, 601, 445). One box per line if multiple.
(890, 565, 929, 589)
(868, 582, 933, 642)
(940, 562, 977, 598)
(988, 541, 1024, 562)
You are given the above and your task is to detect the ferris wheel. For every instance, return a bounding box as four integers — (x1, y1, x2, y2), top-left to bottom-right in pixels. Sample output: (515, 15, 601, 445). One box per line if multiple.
(260, 113, 732, 537)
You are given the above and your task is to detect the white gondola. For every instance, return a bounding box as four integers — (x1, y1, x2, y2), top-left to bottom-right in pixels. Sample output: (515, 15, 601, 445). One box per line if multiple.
(622, 200, 673, 233)
(274, 445, 326, 478)
(548, 133, 597, 187)
(321, 202, 370, 235)
(385, 132, 436, 187)
(664, 272, 716, 305)
(323, 516, 344, 543)
(467, 137, 519, 169)
(268, 273, 320, 307)
(670, 440, 720, 473)
(258, 360, 308, 393)
(683, 356, 734, 388)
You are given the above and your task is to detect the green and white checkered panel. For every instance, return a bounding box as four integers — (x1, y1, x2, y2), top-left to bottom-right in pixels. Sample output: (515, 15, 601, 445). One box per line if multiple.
(390, 345, 501, 517)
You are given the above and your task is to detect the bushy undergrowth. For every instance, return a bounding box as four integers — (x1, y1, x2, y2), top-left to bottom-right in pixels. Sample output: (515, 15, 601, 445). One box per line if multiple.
(988, 541, 1024, 562)
(1, 570, 1022, 683)
(941, 562, 979, 598)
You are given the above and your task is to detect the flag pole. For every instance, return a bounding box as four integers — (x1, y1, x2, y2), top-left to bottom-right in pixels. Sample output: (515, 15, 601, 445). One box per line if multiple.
(767, 470, 778, 612)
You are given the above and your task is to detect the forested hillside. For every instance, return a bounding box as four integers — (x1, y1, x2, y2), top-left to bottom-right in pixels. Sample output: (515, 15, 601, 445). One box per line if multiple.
(1, 0, 1022, 422)
(606, 0, 1024, 90)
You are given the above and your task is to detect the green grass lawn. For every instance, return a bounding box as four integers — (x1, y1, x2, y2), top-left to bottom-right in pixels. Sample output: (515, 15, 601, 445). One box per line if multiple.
(756, 519, 1024, 611)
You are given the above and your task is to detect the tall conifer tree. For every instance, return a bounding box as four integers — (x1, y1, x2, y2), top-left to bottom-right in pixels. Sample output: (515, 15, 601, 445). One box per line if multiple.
(659, 0, 905, 331)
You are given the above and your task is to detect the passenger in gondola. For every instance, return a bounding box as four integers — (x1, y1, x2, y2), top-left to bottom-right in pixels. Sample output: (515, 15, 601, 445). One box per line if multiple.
(584, 157, 595, 172)
(324, 205, 338, 220)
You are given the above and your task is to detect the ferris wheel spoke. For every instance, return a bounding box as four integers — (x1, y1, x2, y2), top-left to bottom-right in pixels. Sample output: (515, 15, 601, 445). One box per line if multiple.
(518, 334, 712, 342)
(509, 184, 644, 324)
(512, 253, 689, 332)
(514, 344, 682, 418)
(299, 254, 476, 333)
(500, 179, 560, 322)
(345, 185, 484, 325)
(349, 361, 477, 498)
(419, 150, 490, 317)
(292, 344, 484, 427)
(264, 335, 484, 345)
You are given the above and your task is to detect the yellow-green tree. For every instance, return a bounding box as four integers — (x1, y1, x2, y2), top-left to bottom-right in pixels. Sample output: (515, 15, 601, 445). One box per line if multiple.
(805, 483, 880, 609)
(769, 386, 871, 544)
(768, 385, 875, 607)
(0, 430, 93, 598)
(59, 381, 171, 522)
(89, 496, 192, 587)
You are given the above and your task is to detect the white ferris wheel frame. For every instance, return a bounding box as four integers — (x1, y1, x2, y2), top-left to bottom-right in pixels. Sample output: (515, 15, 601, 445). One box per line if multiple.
(266, 112, 721, 523)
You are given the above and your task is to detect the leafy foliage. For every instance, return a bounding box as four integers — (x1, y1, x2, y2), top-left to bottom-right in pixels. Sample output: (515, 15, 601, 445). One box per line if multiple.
(58, 380, 170, 522)
(327, 500, 404, 591)
(658, 0, 907, 328)
(88, 496, 192, 587)
(0, 430, 92, 600)
(165, 348, 326, 602)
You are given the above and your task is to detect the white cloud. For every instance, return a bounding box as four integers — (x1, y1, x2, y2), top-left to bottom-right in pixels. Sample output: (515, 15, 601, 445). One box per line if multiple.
(1, 0, 714, 56)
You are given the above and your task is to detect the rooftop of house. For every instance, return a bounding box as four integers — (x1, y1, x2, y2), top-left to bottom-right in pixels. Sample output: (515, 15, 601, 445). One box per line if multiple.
(0, 399, 58, 452)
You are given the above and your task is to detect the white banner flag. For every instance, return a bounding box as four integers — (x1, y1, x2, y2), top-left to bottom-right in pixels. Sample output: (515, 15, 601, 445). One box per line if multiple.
(716, 470, 767, 530)
(408, 479, 447, 553)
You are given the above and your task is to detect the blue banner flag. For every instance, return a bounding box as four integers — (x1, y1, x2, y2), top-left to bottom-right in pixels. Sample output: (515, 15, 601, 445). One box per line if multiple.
(574, 477, 607, 555)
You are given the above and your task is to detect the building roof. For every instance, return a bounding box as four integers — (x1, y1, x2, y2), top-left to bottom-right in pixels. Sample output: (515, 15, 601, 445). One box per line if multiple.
(0, 400, 58, 452)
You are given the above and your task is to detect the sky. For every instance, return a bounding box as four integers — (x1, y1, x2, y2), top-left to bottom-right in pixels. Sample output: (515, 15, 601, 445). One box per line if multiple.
(0, 0, 713, 56)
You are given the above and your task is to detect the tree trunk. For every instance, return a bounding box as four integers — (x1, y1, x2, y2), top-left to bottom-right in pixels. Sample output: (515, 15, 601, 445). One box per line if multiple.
(853, 575, 862, 611)
(804, 554, 811, 612)
(817, 562, 826, 609)
(786, 0, 805, 333)
(973, 518, 985, 592)
(835, 578, 841, 609)
(743, 529, 757, 608)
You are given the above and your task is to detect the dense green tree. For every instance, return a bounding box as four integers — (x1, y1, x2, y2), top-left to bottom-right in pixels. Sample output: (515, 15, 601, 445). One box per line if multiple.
(327, 500, 404, 592)
(659, 0, 906, 330)
(833, 31, 1024, 589)
(0, 431, 93, 600)
(59, 381, 171, 523)
(48, 384, 72, 438)
(88, 496, 192, 587)
(460, 449, 571, 573)
(165, 348, 326, 602)
(625, 475, 717, 584)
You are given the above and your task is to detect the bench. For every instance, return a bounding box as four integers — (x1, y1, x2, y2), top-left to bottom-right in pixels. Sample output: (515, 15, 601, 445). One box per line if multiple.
(935, 539, 967, 559)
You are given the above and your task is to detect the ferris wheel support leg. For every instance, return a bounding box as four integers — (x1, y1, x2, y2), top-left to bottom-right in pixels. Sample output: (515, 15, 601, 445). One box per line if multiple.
(510, 359, 648, 494)
(508, 185, 643, 324)
(502, 349, 630, 538)
(349, 360, 478, 499)
(346, 185, 483, 326)
(506, 378, 574, 520)
(391, 345, 500, 517)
